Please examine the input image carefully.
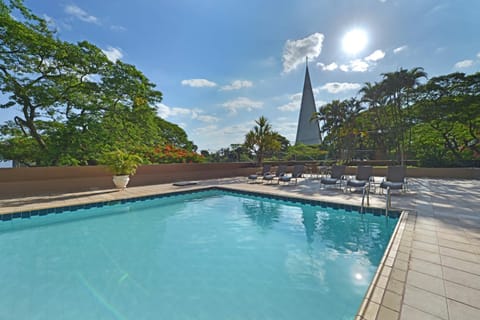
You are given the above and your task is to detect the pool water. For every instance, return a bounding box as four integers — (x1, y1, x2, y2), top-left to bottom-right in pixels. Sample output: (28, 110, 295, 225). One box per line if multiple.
(0, 190, 397, 320)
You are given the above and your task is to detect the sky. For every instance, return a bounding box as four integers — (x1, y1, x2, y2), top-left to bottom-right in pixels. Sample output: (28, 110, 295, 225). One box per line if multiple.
(2, 0, 480, 152)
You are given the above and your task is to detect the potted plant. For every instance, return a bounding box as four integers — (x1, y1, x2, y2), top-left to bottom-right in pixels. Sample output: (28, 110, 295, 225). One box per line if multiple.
(100, 150, 143, 189)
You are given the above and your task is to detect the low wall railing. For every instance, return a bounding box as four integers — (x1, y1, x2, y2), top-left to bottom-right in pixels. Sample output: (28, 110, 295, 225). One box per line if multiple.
(0, 163, 478, 198)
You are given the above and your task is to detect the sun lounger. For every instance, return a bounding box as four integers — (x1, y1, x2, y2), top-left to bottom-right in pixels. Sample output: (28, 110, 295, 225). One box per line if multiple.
(345, 166, 373, 193)
(320, 165, 346, 189)
(379, 166, 407, 193)
(263, 165, 287, 184)
(248, 164, 272, 183)
(279, 165, 304, 185)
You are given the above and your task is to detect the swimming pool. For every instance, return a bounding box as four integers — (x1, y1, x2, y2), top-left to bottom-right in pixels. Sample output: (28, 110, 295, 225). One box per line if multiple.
(0, 188, 398, 320)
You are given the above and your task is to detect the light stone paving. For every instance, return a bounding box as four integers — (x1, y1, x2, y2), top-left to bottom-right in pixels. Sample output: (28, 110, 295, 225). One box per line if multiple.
(0, 176, 479, 319)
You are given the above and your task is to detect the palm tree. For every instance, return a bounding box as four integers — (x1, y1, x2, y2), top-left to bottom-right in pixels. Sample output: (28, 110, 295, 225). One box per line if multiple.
(380, 67, 427, 165)
(244, 116, 280, 165)
(312, 99, 364, 161)
(359, 81, 391, 160)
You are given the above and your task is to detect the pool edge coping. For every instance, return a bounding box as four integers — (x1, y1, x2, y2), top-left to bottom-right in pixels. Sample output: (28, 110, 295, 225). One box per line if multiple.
(0, 185, 400, 220)
(355, 209, 410, 319)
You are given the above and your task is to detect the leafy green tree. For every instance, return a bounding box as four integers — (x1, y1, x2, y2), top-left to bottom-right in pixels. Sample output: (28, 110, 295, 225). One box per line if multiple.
(271, 132, 290, 152)
(409, 123, 455, 167)
(286, 144, 327, 161)
(206, 147, 238, 162)
(0, 1, 91, 151)
(155, 117, 197, 151)
(309, 67, 478, 167)
(412, 72, 480, 165)
(0, 0, 196, 166)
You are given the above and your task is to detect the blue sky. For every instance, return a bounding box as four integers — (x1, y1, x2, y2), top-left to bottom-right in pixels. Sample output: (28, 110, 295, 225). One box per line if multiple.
(2, 0, 480, 151)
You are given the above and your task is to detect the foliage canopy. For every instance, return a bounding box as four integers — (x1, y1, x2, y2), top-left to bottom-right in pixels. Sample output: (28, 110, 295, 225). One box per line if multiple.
(0, 0, 198, 166)
(314, 68, 479, 167)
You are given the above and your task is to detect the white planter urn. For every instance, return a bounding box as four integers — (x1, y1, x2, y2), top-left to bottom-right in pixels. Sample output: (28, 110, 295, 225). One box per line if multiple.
(112, 175, 130, 189)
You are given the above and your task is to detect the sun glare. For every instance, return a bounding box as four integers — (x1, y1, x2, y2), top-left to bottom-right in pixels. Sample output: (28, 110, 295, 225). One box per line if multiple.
(342, 29, 368, 55)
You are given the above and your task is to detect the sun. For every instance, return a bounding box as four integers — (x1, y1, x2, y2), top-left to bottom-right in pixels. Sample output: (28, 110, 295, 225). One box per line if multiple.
(342, 29, 368, 55)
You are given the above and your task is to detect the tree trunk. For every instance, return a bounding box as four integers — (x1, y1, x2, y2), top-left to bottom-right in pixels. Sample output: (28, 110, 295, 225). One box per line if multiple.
(15, 116, 47, 150)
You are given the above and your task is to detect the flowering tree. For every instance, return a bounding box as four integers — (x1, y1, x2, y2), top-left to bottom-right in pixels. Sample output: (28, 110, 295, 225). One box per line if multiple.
(140, 145, 205, 164)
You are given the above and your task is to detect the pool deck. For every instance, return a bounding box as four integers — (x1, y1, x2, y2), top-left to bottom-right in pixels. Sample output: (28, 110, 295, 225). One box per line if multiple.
(1, 177, 479, 320)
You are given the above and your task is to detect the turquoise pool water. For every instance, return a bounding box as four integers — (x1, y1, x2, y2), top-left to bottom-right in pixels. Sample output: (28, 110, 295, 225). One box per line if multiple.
(0, 189, 397, 320)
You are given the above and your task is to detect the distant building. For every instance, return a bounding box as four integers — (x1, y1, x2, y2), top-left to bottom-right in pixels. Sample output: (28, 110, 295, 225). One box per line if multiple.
(295, 62, 321, 145)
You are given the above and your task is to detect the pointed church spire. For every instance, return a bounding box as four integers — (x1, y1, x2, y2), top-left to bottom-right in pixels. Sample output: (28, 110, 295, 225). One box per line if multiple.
(295, 58, 321, 145)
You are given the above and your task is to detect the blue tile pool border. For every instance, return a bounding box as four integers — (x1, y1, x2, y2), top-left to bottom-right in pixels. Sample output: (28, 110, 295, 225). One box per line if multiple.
(219, 187, 399, 217)
(0, 186, 400, 222)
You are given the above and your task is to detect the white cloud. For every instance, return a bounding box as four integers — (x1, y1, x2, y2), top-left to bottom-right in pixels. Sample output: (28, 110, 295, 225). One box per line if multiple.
(181, 79, 217, 88)
(315, 100, 328, 107)
(276, 117, 291, 122)
(194, 125, 218, 134)
(339, 64, 350, 72)
(102, 47, 123, 62)
(393, 45, 408, 54)
(454, 59, 474, 68)
(220, 80, 253, 91)
(277, 90, 326, 112)
(157, 104, 191, 119)
(289, 92, 303, 101)
(223, 122, 255, 135)
(340, 59, 369, 72)
(64, 4, 99, 24)
(365, 50, 385, 62)
(277, 92, 302, 112)
(319, 82, 361, 94)
(477, 52, 480, 59)
(222, 97, 263, 114)
(274, 118, 298, 143)
(194, 121, 251, 150)
(193, 122, 254, 151)
(191, 111, 220, 123)
(110, 25, 127, 32)
(196, 115, 219, 123)
(158, 104, 219, 123)
(278, 101, 300, 112)
(350, 59, 370, 72)
(317, 62, 338, 71)
(337, 50, 385, 72)
(282, 33, 325, 73)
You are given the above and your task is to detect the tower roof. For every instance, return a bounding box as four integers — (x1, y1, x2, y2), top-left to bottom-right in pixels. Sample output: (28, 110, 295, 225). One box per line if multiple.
(295, 61, 321, 145)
